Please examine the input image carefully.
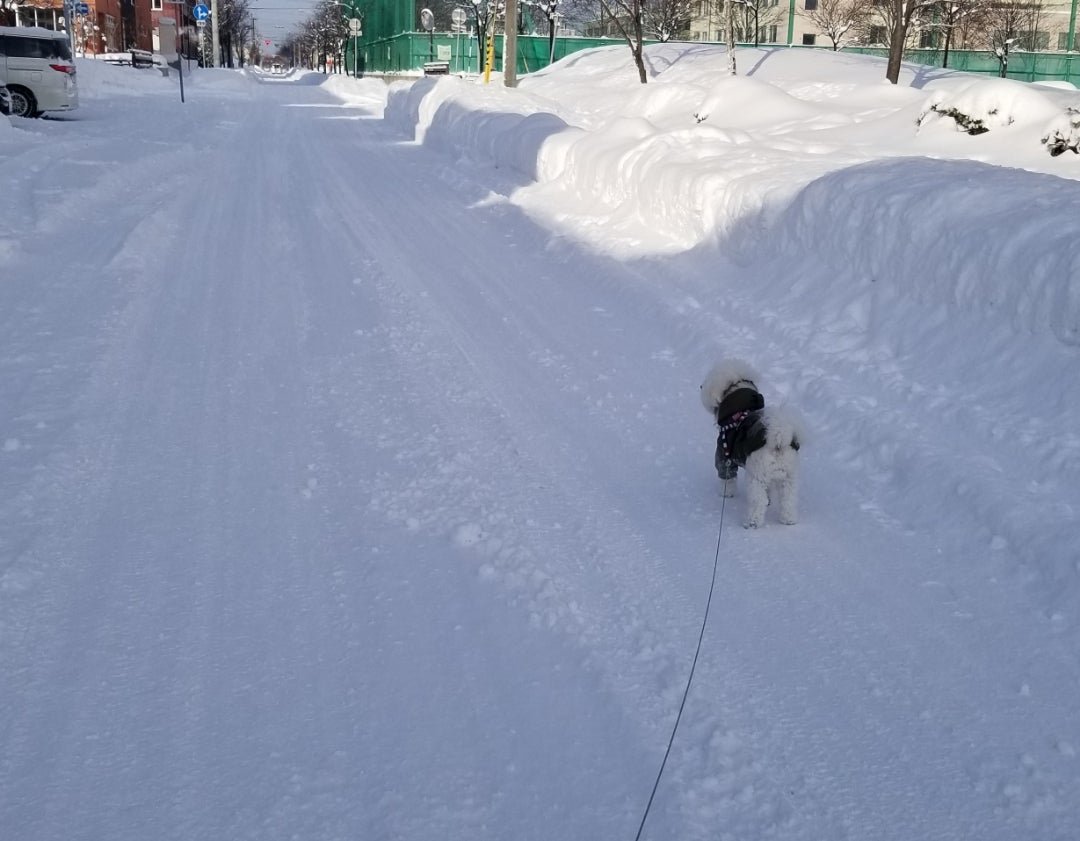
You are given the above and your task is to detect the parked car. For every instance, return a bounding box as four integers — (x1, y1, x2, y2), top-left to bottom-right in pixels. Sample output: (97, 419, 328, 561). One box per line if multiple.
(0, 80, 12, 116)
(0, 26, 78, 118)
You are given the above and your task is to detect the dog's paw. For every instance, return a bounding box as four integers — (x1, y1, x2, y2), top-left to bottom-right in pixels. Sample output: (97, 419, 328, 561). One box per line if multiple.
(778, 515, 798, 525)
(743, 519, 762, 529)
(721, 480, 737, 499)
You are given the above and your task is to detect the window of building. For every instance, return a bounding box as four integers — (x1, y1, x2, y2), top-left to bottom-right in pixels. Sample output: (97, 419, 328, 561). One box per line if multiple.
(802, 33, 816, 45)
(804, 0, 818, 9)
(151, 0, 162, 9)
(869, 25, 887, 45)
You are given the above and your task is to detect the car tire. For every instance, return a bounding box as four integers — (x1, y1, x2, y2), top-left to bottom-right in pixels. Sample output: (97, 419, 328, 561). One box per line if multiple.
(8, 86, 38, 119)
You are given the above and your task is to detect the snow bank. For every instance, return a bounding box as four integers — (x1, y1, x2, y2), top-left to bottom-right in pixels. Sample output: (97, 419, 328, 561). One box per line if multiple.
(74, 56, 181, 100)
(775, 158, 1080, 345)
(318, 75, 390, 113)
(383, 44, 1080, 348)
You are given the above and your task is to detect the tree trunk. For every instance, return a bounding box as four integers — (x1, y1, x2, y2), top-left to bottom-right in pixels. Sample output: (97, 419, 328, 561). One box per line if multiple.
(632, 9, 647, 82)
(885, 2, 907, 84)
(632, 45, 647, 83)
(726, 0, 738, 75)
(599, 0, 648, 83)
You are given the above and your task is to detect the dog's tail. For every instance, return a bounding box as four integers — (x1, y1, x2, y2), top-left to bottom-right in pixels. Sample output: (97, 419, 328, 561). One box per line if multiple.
(762, 405, 806, 452)
(700, 358, 762, 413)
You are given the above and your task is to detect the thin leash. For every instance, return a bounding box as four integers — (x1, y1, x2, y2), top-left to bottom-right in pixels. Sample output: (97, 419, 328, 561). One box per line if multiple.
(633, 492, 728, 841)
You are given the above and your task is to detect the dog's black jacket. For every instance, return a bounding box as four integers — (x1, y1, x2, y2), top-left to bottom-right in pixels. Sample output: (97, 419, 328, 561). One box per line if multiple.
(714, 385, 767, 481)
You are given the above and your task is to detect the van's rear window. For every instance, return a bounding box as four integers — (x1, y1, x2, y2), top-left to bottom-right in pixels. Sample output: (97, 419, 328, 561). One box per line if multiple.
(0, 35, 73, 61)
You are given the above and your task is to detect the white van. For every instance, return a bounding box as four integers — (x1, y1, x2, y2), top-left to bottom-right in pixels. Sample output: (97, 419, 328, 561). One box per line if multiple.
(0, 26, 78, 118)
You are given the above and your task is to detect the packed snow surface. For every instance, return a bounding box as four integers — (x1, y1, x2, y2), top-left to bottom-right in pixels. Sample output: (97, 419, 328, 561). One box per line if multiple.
(2, 45, 1078, 841)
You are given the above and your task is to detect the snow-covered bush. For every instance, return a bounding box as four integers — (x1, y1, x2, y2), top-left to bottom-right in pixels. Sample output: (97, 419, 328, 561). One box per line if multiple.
(1042, 107, 1080, 156)
(917, 78, 1061, 137)
(923, 104, 991, 135)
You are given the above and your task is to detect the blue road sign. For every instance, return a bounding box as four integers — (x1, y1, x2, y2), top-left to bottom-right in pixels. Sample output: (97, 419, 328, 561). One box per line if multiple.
(75, 2, 89, 14)
(193, 4, 210, 21)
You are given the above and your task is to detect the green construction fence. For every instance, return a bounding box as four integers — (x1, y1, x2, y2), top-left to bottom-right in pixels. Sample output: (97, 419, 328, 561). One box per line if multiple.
(338, 0, 1080, 86)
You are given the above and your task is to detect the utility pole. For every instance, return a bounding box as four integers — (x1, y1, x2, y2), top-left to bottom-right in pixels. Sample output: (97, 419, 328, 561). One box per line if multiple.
(1068, 0, 1078, 53)
(503, 0, 517, 87)
(210, 0, 220, 67)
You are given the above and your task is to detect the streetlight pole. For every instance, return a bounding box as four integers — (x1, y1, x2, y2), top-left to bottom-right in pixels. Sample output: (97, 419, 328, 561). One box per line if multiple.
(210, 0, 220, 67)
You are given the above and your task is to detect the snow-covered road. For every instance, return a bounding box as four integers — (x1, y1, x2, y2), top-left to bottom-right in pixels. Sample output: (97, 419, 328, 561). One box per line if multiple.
(2, 67, 1078, 841)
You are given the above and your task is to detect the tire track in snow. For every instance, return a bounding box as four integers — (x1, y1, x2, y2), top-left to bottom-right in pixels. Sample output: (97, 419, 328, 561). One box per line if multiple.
(295, 116, 782, 837)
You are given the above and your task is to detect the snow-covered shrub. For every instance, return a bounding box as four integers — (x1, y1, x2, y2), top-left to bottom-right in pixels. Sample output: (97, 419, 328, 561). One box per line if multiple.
(917, 79, 1061, 137)
(1041, 107, 1080, 156)
(924, 104, 991, 135)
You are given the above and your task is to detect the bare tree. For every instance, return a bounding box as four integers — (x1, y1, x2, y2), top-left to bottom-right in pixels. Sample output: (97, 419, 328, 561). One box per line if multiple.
(525, 0, 561, 63)
(882, 0, 937, 83)
(803, 0, 874, 50)
(951, 0, 990, 49)
(280, 30, 311, 68)
(925, 0, 990, 66)
(296, 0, 349, 72)
(557, 0, 604, 32)
(642, 0, 695, 41)
(216, 0, 255, 68)
(469, 0, 506, 75)
(734, 0, 785, 45)
(980, 0, 1043, 76)
(598, 0, 648, 83)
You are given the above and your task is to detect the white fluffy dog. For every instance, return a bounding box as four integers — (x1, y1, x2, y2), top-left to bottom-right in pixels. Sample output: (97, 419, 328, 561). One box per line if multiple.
(700, 359, 803, 528)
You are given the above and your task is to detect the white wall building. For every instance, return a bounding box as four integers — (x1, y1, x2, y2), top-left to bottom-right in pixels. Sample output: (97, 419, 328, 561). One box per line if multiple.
(681, 0, 1080, 52)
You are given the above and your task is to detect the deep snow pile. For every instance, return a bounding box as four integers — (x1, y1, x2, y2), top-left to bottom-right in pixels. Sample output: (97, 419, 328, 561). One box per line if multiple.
(384, 45, 1080, 259)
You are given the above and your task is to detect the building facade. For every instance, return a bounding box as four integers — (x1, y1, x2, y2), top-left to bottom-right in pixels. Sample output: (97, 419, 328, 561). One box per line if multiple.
(8, 0, 154, 53)
(678, 1, 1079, 54)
